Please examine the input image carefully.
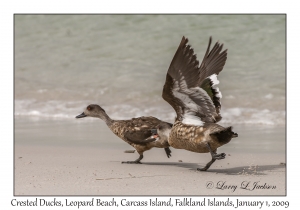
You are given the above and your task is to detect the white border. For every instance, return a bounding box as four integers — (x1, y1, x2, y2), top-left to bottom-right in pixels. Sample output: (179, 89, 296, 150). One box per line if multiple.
(2, 0, 295, 209)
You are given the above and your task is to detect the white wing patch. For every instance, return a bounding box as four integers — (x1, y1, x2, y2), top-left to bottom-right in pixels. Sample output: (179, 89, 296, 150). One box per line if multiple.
(208, 74, 222, 99)
(182, 113, 204, 126)
(209, 74, 219, 86)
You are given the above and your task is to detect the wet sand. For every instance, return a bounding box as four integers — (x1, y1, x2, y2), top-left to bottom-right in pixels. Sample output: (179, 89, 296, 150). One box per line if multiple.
(14, 117, 286, 196)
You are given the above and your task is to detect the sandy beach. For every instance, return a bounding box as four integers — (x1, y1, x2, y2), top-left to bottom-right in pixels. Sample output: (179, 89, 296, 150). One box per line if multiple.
(13, 14, 286, 197)
(14, 117, 286, 196)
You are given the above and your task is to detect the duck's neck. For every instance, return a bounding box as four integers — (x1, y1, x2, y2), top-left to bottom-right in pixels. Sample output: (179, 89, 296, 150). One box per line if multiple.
(98, 112, 113, 126)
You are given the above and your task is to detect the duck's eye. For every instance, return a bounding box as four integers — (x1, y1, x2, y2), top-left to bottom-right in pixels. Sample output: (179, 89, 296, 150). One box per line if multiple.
(87, 106, 92, 111)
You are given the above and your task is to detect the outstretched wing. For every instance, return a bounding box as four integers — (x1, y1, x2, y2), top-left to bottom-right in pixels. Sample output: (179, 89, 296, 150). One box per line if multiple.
(162, 36, 227, 125)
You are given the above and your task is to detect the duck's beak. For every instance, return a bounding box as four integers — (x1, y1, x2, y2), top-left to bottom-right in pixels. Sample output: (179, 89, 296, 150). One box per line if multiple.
(150, 129, 157, 135)
(147, 129, 159, 139)
(76, 112, 87, 118)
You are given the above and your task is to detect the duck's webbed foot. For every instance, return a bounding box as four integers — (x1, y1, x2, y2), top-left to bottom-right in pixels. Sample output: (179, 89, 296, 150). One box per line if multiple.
(164, 147, 172, 158)
(197, 143, 226, 171)
(122, 155, 143, 164)
(212, 152, 226, 160)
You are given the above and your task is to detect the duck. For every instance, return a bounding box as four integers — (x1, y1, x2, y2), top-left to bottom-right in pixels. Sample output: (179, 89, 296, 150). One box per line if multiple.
(157, 36, 238, 171)
(76, 104, 172, 164)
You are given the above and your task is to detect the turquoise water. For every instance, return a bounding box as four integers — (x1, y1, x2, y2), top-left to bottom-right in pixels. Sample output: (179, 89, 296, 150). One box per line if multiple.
(15, 15, 285, 125)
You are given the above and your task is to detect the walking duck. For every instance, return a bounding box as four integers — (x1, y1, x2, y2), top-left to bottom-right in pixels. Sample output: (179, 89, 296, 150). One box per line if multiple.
(156, 36, 238, 171)
(76, 104, 172, 164)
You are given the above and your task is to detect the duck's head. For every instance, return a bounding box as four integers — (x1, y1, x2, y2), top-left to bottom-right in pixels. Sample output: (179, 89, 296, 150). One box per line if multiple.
(151, 122, 172, 140)
(76, 104, 106, 119)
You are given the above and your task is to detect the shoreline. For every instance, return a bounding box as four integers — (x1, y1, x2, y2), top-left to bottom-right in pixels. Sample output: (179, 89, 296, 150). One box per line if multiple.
(14, 117, 286, 195)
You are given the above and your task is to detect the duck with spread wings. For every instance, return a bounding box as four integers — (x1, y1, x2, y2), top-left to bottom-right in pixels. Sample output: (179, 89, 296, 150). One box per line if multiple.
(159, 36, 238, 171)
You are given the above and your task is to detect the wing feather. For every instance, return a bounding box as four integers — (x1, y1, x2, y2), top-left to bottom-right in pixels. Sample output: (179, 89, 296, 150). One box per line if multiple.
(162, 36, 227, 124)
(124, 130, 157, 145)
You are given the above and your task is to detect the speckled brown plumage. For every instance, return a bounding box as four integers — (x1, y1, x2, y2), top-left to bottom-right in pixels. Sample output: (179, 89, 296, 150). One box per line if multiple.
(76, 105, 172, 163)
(160, 36, 238, 171)
(108, 116, 171, 150)
(168, 121, 232, 153)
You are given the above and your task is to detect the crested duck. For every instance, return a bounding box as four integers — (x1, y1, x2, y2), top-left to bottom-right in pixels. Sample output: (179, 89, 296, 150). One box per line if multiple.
(157, 36, 238, 171)
(76, 104, 172, 164)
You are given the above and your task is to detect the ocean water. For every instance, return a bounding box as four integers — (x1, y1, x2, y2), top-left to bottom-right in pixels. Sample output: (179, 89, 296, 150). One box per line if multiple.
(14, 15, 285, 126)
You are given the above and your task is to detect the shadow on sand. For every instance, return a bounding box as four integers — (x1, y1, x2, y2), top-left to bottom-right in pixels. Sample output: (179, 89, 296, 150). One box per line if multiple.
(141, 162, 286, 175)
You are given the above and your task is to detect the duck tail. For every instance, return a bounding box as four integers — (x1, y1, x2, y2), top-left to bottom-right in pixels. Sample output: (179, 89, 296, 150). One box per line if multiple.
(210, 126, 238, 144)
